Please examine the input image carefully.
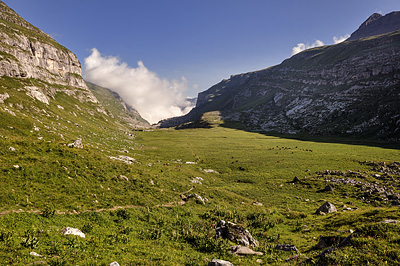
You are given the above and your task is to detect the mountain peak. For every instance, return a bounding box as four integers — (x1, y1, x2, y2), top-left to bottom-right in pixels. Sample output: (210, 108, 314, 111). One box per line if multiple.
(347, 11, 400, 41)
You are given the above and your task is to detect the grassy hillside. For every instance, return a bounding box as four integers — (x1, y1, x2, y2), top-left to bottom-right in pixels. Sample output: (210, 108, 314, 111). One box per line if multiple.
(1, 113, 400, 265)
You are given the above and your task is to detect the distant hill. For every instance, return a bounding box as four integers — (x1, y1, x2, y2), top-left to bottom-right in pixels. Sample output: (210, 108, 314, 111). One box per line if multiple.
(160, 12, 400, 142)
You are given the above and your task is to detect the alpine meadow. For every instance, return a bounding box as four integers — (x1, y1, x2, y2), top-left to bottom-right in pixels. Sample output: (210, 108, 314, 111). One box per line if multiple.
(1, 1, 400, 266)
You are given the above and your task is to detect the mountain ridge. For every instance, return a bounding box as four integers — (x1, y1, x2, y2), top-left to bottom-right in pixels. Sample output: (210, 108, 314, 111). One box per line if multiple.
(160, 13, 400, 141)
(347, 11, 400, 41)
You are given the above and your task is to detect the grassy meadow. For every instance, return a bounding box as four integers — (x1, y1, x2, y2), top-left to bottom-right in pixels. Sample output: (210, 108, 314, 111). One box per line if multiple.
(1, 120, 400, 265)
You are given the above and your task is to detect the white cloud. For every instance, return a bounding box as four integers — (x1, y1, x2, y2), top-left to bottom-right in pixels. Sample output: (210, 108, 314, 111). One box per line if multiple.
(83, 48, 194, 124)
(333, 34, 350, 44)
(291, 40, 324, 55)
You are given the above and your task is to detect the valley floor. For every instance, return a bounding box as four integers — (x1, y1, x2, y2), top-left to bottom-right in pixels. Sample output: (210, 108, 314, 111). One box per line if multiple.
(1, 126, 400, 265)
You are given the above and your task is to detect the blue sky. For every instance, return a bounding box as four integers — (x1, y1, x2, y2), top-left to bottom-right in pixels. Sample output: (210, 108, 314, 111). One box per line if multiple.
(3, 0, 400, 122)
(4, 0, 399, 96)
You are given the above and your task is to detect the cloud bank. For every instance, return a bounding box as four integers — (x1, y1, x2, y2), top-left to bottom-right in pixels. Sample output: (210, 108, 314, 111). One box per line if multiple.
(333, 34, 350, 44)
(292, 34, 350, 55)
(292, 40, 325, 56)
(83, 48, 194, 124)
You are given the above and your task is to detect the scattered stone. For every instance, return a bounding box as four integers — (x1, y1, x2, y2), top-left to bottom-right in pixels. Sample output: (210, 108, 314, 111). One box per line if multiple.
(9, 147, 16, 151)
(68, 139, 84, 148)
(109, 262, 120, 266)
(0, 92, 9, 103)
(30, 251, 42, 257)
(252, 202, 263, 206)
(119, 175, 129, 181)
(208, 259, 233, 266)
(109, 155, 135, 164)
(324, 185, 334, 192)
(61, 227, 85, 238)
(316, 202, 337, 214)
(230, 245, 263, 255)
(185, 161, 196, 164)
(187, 193, 208, 204)
(275, 244, 299, 252)
(256, 259, 263, 263)
(215, 220, 258, 247)
(381, 219, 399, 224)
(204, 169, 219, 174)
(13, 165, 20, 169)
(190, 177, 203, 184)
(150, 179, 155, 185)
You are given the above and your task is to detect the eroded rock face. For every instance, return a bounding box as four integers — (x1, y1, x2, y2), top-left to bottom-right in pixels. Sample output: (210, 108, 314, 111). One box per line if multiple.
(0, 2, 85, 88)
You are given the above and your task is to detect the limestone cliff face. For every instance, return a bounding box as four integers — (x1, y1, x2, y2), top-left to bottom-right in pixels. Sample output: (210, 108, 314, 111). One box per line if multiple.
(0, 1, 92, 96)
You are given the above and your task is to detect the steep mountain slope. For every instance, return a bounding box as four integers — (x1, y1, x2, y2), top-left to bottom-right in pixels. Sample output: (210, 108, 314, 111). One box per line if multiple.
(160, 13, 400, 141)
(348, 11, 400, 41)
(86, 82, 149, 128)
(0, 1, 148, 146)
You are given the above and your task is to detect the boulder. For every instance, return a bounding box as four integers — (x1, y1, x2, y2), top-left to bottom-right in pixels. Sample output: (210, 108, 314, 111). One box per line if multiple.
(215, 220, 258, 247)
(324, 185, 334, 192)
(316, 202, 337, 214)
(275, 244, 299, 252)
(292, 176, 301, 183)
(61, 227, 85, 238)
(208, 259, 233, 266)
(68, 139, 83, 148)
(230, 245, 263, 255)
(109, 262, 120, 266)
(9, 147, 16, 151)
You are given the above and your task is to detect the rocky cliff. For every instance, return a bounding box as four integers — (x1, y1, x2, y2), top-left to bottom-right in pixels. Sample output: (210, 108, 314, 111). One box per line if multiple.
(347, 11, 400, 41)
(0, 1, 89, 90)
(160, 12, 400, 141)
(0, 1, 149, 144)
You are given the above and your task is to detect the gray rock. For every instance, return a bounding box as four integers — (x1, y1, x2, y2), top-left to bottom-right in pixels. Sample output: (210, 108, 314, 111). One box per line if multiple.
(381, 219, 399, 224)
(187, 193, 208, 204)
(230, 245, 263, 255)
(208, 259, 234, 266)
(29, 251, 42, 257)
(9, 147, 16, 151)
(109, 262, 120, 266)
(68, 139, 83, 148)
(275, 244, 299, 252)
(316, 202, 337, 214)
(61, 227, 85, 238)
(215, 220, 258, 247)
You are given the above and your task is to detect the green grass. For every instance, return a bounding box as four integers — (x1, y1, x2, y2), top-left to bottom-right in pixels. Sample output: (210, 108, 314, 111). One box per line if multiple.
(1, 73, 400, 265)
(1, 119, 400, 265)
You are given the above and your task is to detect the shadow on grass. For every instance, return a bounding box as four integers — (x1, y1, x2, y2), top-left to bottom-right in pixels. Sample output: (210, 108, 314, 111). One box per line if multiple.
(218, 120, 400, 151)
